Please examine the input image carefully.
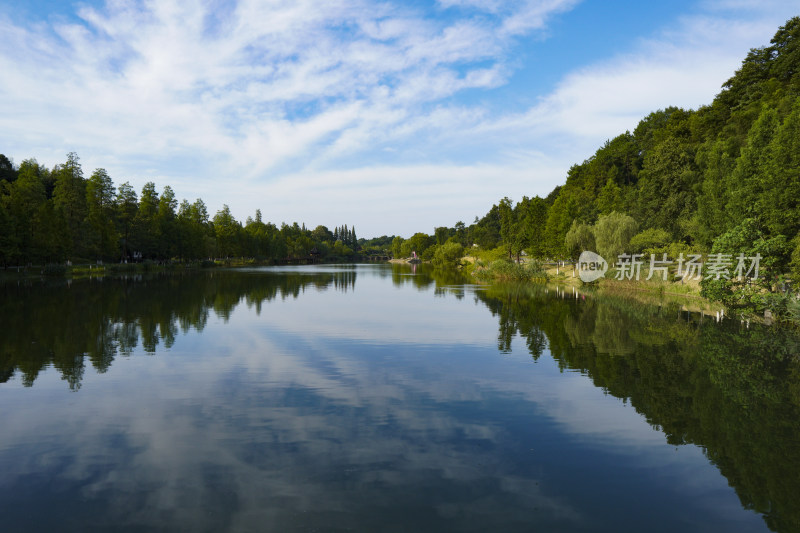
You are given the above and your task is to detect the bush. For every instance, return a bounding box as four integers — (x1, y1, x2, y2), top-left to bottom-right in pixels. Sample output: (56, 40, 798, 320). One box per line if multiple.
(474, 259, 548, 282)
(630, 228, 671, 254)
(431, 242, 464, 268)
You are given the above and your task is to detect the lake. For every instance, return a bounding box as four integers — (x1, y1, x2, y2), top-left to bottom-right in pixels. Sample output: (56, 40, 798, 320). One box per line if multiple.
(1, 264, 799, 532)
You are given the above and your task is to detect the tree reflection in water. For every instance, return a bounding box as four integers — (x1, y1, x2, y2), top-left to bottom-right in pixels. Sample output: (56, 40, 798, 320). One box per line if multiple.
(1, 265, 799, 532)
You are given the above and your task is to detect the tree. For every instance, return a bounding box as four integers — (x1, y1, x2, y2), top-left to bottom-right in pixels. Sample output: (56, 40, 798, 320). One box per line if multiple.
(156, 185, 177, 258)
(52, 152, 88, 259)
(405, 232, 434, 257)
(391, 236, 404, 258)
(596, 178, 623, 215)
(593, 212, 638, 262)
(116, 182, 138, 261)
(791, 235, 800, 284)
(696, 138, 737, 246)
(434, 226, 450, 245)
(133, 182, 160, 258)
(629, 228, 671, 254)
(85, 168, 118, 260)
(8, 159, 48, 262)
(635, 137, 699, 239)
(472, 204, 501, 249)
(700, 218, 792, 308)
(0, 191, 14, 265)
(520, 196, 549, 258)
(543, 193, 580, 258)
(431, 241, 464, 268)
(498, 197, 516, 260)
(0, 154, 16, 183)
(564, 220, 595, 260)
(726, 107, 778, 224)
(213, 204, 241, 257)
(177, 198, 212, 260)
(761, 99, 800, 237)
(311, 225, 333, 242)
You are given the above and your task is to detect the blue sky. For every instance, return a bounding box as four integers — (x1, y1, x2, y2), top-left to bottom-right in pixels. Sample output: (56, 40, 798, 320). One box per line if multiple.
(1, 0, 798, 237)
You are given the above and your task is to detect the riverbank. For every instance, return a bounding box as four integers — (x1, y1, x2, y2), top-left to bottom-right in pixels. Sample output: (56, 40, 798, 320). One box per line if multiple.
(460, 257, 753, 322)
(0, 260, 213, 282)
(0, 255, 396, 283)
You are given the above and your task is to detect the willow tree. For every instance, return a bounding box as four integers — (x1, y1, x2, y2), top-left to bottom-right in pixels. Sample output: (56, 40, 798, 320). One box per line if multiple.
(593, 212, 638, 262)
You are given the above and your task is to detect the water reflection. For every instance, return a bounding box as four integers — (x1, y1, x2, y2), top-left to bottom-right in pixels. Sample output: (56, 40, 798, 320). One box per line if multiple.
(0, 268, 358, 389)
(0, 265, 798, 532)
(474, 283, 800, 533)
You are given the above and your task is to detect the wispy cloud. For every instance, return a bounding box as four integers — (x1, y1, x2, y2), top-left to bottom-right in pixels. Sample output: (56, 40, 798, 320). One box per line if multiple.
(0, 0, 797, 235)
(0, 0, 554, 170)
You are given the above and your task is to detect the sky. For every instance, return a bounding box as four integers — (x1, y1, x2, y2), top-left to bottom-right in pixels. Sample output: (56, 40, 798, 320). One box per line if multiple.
(1, 0, 799, 238)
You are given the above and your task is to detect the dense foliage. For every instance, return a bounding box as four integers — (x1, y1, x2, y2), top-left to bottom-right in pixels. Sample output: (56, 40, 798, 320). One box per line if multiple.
(390, 17, 800, 314)
(451, 18, 800, 270)
(0, 152, 378, 264)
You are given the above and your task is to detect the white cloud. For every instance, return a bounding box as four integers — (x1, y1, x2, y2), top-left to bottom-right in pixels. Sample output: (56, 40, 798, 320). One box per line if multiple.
(0, 0, 797, 235)
(515, 9, 797, 142)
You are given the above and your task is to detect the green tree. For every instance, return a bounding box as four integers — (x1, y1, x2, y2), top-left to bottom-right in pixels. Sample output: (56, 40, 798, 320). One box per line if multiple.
(726, 107, 778, 224)
(629, 228, 671, 254)
(177, 198, 212, 260)
(311, 225, 333, 242)
(791, 235, 800, 284)
(564, 220, 595, 260)
(596, 178, 623, 215)
(0, 191, 14, 265)
(133, 182, 160, 258)
(696, 138, 737, 246)
(8, 159, 48, 262)
(156, 185, 177, 259)
(635, 137, 699, 239)
(434, 226, 450, 245)
(0, 154, 16, 183)
(519, 196, 549, 258)
(431, 241, 464, 268)
(213, 204, 241, 258)
(391, 236, 404, 258)
(405, 232, 434, 258)
(701, 218, 792, 309)
(498, 197, 513, 258)
(543, 193, 580, 258)
(761, 100, 800, 237)
(116, 182, 138, 261)
(52, 152, 88, 259)
(593, 211, 638, 262)
(85, 168, 118, 260)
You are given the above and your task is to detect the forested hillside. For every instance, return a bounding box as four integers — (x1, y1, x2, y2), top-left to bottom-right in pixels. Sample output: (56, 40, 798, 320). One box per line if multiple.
(408, 17, 800, 291)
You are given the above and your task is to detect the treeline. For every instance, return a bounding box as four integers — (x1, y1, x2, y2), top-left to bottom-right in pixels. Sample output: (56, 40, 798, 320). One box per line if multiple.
(395, 18, 800, 292)
(0, 152, 379, 264)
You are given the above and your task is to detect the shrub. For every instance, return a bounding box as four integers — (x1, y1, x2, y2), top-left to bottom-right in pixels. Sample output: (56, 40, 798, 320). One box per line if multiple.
(474, 259, 548, 282)
(431, 242, 464, 268)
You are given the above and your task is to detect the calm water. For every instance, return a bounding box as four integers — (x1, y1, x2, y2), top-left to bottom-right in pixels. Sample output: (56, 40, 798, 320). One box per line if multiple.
(1, 264, 799, 532)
